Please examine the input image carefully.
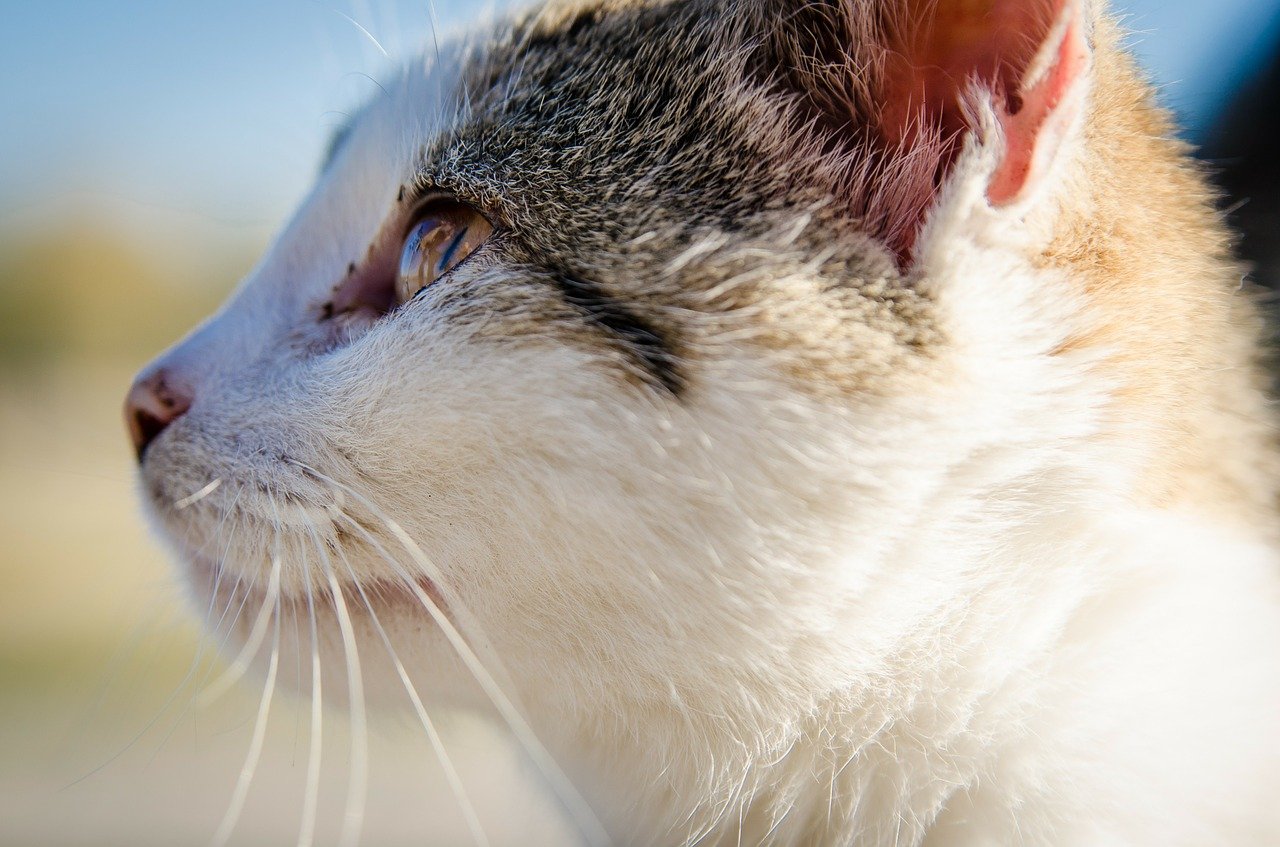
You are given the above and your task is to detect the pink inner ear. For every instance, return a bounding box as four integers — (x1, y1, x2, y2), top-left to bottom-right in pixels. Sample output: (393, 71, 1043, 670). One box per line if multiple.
(876, 0, 1089, 251)
(987, 3, 1090, 205)
(881, 0, 1050, 143)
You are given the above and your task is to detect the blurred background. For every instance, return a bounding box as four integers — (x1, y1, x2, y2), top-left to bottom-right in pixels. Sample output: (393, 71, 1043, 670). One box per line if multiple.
(1, 1, 1278, 845)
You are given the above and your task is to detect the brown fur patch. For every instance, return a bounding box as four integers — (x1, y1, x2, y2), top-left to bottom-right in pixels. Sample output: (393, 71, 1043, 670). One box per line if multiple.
(1047, 15, 1280, 532)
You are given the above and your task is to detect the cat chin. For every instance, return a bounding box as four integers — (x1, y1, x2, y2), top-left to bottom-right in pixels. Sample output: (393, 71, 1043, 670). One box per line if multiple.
(180, 546, 497, 709)
(183, 550, 448, 618)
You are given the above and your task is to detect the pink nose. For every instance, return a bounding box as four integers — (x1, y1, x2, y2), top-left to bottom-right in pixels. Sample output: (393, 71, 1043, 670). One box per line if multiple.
(125, 369, 194, 461)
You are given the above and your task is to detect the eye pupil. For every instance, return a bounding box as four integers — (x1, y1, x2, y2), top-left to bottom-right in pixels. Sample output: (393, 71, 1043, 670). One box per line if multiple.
(395, 201, 493, 305)
(436, 227, 468, 274)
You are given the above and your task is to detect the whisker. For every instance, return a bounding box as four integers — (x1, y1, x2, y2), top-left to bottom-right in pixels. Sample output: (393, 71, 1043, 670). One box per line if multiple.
(69, 493, 248, 784)
(329, 7, 389, 57)
(210, 583, 282, 847)
(147, 522, 244, 762)
(200, 552, 284, 706)
(332, 531, 490, 847)
(187, 488, 254, 712)
(198, 568, 253, 698)
(194, 506, 246, 674)
(297, 545, 324, 847)
(344, 70, 389, 97)
(425, 0, 441, 67)
(154, 496, 252, 755)
(62, 607, 204, 788)
(317, 535, 368, 847)
(286, 459, 609, 847)
(66, 593, 170, 749)
(175, 478, 223, 510)
(294, 464, 515, 693)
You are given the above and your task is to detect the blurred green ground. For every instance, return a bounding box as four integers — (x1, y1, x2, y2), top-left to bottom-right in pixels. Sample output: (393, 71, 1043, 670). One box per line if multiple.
(0, 207, 567, 846)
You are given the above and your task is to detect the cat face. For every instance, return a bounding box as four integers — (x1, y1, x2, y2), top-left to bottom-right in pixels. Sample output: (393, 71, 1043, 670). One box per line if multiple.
(128, 0, 1095, 777)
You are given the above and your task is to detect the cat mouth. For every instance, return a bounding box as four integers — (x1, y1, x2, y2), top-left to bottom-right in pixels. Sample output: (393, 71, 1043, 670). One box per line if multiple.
(185, 548, 449, 630)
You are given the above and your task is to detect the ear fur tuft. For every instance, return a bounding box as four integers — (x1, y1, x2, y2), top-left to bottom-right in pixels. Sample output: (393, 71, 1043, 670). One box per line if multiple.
(765, 0, 1092, 259)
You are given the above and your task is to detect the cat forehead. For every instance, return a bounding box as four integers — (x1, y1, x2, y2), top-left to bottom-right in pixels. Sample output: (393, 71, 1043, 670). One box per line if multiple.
(344, 0, 817, 251)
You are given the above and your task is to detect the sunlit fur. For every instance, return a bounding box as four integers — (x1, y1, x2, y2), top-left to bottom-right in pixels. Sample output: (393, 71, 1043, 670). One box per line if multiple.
(134, 0, 1280, 844)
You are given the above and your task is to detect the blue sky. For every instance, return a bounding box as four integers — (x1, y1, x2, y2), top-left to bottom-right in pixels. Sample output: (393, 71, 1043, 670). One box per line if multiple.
(2, 0, 1278, 236)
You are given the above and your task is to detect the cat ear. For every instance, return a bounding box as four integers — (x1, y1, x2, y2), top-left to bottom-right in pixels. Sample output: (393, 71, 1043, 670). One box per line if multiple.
(766, 0, 1092, 258)
(879, 0, 1092, 207)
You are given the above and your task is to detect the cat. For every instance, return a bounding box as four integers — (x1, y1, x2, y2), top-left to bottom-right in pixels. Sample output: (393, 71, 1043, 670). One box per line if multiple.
(124, 0, 1280, 843)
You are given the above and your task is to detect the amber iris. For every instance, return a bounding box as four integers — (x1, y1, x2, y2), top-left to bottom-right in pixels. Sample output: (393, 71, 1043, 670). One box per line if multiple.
(395, 200, 493, 304)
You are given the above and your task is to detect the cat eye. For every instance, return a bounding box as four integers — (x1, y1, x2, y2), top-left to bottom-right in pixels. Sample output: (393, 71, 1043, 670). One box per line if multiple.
(395, 200, 493, 304)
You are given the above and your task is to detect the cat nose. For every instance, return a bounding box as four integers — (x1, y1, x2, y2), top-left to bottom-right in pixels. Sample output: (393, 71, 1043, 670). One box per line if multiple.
(125, 368, 194, 461)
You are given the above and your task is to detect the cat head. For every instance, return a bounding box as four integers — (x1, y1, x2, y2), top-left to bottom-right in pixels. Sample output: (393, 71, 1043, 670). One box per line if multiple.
(127, 0, 1183, 820)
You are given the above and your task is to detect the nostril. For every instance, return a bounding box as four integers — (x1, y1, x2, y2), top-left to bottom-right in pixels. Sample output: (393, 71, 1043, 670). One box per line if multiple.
(132, 409, 171, 459)
(125, 370, 194, 462)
